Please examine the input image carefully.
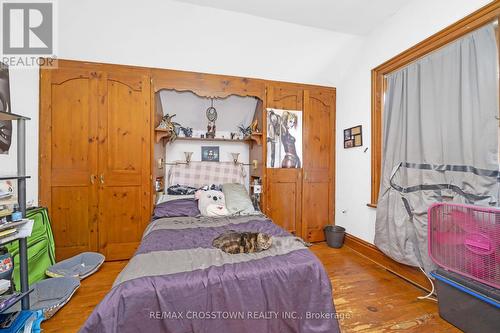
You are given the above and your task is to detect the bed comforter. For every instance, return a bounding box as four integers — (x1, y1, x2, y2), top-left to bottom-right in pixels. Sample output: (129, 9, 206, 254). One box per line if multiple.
(81, 215, 340, 333)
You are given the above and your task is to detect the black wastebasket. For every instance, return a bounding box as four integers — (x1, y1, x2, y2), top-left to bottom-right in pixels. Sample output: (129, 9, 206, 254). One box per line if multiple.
(324, 225, 345, 248)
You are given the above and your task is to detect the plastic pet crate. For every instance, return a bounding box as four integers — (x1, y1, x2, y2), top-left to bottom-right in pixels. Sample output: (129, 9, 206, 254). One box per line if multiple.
(431, 269, 500, 333)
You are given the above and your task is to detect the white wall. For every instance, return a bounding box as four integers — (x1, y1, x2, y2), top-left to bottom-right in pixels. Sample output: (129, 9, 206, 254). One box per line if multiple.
(159, 90, 256, 188)
(334, 0, 492, 243)
(0, 0, 360, 204)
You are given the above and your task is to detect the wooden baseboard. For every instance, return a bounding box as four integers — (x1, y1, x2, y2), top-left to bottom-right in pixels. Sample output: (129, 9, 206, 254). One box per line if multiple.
(344, 233, 432, 291)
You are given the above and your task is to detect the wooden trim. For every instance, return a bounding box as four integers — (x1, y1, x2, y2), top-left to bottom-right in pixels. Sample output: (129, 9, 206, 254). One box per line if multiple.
(370, 1, 500, 205)
(331, 90, 336, 228)
(38, 66, 51, 209)
(344, 233, 432, 291)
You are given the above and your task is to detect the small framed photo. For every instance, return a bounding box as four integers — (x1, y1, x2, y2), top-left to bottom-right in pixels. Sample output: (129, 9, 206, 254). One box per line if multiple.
(344, 125, 362, 149)
(344, 129, 351, 141)
(201, 146, 220, 162)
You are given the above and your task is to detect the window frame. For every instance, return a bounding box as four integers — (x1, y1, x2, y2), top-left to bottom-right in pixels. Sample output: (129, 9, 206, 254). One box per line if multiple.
(369, 2, 500, 207)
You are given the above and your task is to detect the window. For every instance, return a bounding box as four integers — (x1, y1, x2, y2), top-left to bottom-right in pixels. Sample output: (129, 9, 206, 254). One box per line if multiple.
(369, 2, 500, 207)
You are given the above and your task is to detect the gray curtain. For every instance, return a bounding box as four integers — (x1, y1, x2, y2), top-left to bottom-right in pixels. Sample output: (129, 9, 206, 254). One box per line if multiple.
(374, 23, 499, 272)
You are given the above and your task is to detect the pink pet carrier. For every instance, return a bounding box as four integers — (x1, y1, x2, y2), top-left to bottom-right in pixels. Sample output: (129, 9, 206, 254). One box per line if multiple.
(428, 203, 500, 289)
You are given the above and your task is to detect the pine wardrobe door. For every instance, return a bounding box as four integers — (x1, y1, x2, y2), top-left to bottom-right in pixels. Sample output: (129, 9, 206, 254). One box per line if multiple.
(301, 89, 335, 242)
(265, 85, 303, 236)
(97, 70, 151, 260)
(39, 67, 100, 260)
(266, 169, 302, 235)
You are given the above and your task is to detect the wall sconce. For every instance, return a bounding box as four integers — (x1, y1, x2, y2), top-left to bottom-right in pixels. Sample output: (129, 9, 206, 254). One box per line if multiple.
(157, 158, 165, 170)
(160, 152, 194, 166)
(231, 152, 259, 171)
(184, 151, 193, 164)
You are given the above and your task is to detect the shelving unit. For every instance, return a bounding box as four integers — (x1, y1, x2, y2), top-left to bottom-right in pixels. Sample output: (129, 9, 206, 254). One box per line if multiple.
(155, 128, 263, 145)
(0, 110, 31, 310)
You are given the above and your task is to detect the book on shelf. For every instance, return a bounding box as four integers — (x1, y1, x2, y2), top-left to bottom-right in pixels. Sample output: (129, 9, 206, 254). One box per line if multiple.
(0, 230, 16, 239)
(0, 220, 27, 232)
(0, 220, 33, 245)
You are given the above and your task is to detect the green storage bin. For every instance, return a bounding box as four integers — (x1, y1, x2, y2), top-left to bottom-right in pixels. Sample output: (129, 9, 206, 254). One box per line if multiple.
(6, 207, 56, 290)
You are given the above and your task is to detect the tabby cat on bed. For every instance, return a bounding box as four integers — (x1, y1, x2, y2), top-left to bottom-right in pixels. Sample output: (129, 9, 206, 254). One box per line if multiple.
(212, 231, 273, 254)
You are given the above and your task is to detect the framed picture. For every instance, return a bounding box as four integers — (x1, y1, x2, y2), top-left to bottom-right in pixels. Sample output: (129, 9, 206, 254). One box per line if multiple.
(266, 108, 303, 168)
(201, 146, 220, 162)
(343, 125, 362, 149)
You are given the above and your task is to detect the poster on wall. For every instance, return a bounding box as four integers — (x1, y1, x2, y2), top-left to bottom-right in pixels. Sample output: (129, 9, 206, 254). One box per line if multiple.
(0, 62, 12, 154)
(266, 108, 302, 168)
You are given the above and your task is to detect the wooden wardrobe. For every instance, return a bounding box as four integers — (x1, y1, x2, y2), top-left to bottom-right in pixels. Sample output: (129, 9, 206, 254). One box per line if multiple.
(40, 59, 335, 261)
(265, 83, 335, 242)
(39, 60, 151, 261)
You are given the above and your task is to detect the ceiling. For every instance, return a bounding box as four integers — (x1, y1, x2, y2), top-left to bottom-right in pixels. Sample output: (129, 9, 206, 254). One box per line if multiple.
(173, 0, 413, 35)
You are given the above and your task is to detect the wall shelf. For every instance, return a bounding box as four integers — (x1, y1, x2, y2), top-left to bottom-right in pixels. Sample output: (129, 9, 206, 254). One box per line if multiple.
(0, 111, 30, 121)
(155, 130, 263, 145)
(176, 136, 251, 143)
(0, 175, 30, 181)
(0, 288, 34, 314)
(154, 128, 173, 143)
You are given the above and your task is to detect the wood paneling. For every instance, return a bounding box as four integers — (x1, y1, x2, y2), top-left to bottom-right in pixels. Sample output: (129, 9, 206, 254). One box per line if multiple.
(39, 67, 99, 260)
(151, 68, 265, 100)
(41, 244, 459, 333)
(97, 71, 151, 260)
(40, 60, 151, 261)
(51, 187, 94, 260)
(302, 89, 335, 241)
(266, 169, 302, 235)
(370, 1, 500, 206)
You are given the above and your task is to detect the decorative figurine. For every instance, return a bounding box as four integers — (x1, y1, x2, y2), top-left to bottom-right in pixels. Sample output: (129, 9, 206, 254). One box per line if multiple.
(180, 127, 193, 137)
(157, 114, 180, 143)
(237, 124, 252, 138)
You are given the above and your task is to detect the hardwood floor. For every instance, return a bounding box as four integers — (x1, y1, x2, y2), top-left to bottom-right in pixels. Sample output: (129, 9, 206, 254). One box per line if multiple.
(41, 243, 460, 333)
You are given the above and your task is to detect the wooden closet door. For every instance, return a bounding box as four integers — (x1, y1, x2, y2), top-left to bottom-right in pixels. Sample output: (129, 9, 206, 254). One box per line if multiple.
(97, 70, 151, 260)
(301, 89, 335, 242)
(39, 68, 99, 260)
(266, 85, 303, 236)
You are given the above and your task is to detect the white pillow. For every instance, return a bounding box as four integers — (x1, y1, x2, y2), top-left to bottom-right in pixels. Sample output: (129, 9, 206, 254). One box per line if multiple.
(222, 183, 256, 215)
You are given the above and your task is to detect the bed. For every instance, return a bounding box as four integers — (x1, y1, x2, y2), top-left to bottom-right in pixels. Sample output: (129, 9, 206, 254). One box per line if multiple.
(81, 163, 340, 333)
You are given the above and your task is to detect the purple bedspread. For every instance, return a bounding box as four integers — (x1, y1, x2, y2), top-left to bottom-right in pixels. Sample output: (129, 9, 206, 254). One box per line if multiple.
(81, 215, 340, 333)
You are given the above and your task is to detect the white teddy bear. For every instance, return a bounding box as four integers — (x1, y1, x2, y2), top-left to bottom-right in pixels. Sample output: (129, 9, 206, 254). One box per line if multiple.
(195, 189, 229, 217)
